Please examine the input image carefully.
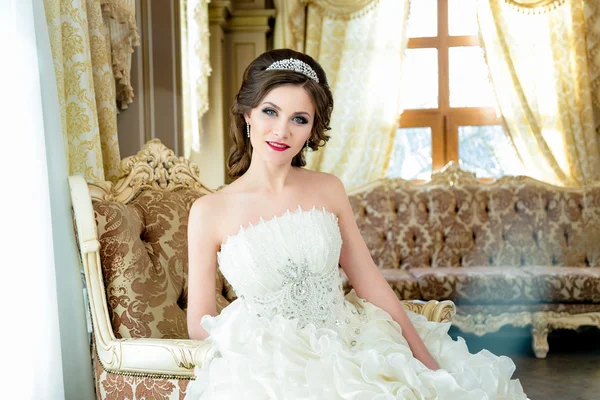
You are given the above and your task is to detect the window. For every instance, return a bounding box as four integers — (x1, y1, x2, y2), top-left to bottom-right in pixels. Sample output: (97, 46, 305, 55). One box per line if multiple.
(387, 0, 522, 180)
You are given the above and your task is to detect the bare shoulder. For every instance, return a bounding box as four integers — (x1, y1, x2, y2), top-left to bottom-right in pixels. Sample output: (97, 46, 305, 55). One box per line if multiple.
(188, 192, 229, 243)
(302, 170, 347, 200)
(298, 169, 345, 193)
(190, 191, 219, 219)
(297, 169, 349, 216)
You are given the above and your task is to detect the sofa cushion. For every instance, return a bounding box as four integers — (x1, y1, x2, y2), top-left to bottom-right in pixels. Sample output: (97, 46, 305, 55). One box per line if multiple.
(410, 267, 538, 305)
(94, 189, 230, 339)
(528, 266, 600, 303)
(340, 268, 421, 300)
(93, 352, 190, 398)
(379, 269, 422, 300)
(455, 302, 600, 316)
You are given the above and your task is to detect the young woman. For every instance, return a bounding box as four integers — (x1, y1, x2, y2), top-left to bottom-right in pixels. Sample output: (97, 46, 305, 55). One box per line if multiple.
(186, 48, 527, 399)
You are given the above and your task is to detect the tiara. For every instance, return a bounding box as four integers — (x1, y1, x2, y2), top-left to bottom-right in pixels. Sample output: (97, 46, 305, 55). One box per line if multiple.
(265, 58, 319, 83)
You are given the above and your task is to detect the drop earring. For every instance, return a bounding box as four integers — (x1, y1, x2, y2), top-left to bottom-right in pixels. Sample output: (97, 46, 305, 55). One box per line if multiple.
(246, 122, 251, 138)
(305, 139, 311, 151)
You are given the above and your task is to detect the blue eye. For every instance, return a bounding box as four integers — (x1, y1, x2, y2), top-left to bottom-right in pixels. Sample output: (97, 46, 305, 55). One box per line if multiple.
(262, 108, 276, 116)
(293, 116, 308, 124)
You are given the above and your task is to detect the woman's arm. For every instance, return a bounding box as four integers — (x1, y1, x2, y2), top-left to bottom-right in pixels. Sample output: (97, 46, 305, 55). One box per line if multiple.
(327, 175, 440, 370)
(187, 196, 220, 340)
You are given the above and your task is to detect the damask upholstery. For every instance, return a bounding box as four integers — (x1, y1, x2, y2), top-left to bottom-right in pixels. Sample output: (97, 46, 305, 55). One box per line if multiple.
(94, 356, 190, 400)
(410, 267, 538, 304)
(349, 180, 600, 271)
(379, 268, 422, 300)
(453, 303, 600, 315)
(528, 267, 600, 303)
(347, 164, 600, 358)
(93, 189, 231, 340)
(341, 268, 421, 301)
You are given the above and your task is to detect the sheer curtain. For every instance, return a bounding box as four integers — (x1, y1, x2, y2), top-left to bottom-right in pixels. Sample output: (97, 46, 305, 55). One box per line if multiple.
(477, 0, 600, 186)
(181, 0, 211, 159)
(0, 0, 94, 399)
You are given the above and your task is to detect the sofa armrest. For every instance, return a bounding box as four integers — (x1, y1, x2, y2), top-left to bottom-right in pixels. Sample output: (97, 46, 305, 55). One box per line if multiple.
(69, 175, 213, 378)
(401, 300, 456, 323)
(97, 337, 212, 378)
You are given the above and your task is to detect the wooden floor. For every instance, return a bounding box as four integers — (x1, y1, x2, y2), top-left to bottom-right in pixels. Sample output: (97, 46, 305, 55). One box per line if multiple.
(449, 326, 600, 400)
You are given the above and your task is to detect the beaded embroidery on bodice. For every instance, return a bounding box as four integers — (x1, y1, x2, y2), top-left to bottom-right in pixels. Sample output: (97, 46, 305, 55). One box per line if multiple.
(217, 206, 366, 344)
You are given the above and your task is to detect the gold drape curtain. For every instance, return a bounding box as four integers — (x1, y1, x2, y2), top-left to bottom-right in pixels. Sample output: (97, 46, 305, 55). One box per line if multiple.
(309, 0, 379, 15)
(274, 0, 410, 191)
(101, 0, 140, 110)
(477, 0, 600, 186)
(502, 0, 568, 13)
(274, 0, 306, 52)
(585, 0, 600, 133)
(45, 0, 138, 182)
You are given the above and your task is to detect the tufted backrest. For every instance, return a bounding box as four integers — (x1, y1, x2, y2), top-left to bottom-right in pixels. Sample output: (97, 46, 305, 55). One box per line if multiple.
(89, 140, 234, 339)
(348, 164, 600, 270)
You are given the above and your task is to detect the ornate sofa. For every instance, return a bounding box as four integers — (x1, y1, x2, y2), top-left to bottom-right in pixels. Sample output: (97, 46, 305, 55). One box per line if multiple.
(69, 139, 456, 399)
(346, 164, 600, 358)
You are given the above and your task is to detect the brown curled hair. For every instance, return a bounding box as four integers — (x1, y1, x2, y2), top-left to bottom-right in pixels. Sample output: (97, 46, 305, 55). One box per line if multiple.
(227, 49, 334, 179)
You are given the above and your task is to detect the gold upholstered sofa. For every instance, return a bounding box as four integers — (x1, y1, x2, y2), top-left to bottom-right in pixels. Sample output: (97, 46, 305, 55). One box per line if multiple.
(69, 139, 456, 399)
(345, 164, 600, 358)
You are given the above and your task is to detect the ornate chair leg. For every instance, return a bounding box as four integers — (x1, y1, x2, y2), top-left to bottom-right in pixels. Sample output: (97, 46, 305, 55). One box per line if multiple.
(531, 313, 550, 359)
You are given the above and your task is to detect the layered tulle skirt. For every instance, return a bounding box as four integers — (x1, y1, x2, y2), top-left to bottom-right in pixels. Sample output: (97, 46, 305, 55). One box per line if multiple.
(186, 290, 526, 400)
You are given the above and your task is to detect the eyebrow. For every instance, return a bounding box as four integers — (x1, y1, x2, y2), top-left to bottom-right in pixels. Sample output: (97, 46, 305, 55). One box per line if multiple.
(261, 102, 311, 117)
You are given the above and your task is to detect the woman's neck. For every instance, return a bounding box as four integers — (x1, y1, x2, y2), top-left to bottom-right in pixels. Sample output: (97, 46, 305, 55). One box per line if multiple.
(242, 159, 297, 195)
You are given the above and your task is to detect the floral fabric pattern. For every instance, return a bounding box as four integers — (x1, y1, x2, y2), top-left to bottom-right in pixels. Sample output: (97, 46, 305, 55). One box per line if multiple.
(348, 178, 600, 271)
(45, 0, 123, 182)
(410, 266, 537, 304)
(94, 352, 190, 400)
(346, 174, 600, 306)
(94, 189, 231, 339)
(529, 266, 600, 303)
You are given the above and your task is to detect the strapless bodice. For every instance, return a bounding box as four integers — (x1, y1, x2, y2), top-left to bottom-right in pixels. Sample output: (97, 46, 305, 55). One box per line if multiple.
(217, 206, 366, 343)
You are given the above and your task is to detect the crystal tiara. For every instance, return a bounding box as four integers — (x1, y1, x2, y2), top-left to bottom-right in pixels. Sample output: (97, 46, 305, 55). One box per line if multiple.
(265, 58, 319, 83)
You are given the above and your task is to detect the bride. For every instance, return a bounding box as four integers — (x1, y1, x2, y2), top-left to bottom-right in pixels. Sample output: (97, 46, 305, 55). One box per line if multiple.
(185, 48, 527, 399)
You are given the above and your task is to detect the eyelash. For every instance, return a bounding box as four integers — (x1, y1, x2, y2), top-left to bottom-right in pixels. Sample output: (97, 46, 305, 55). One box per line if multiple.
(262, 108, 308, 125)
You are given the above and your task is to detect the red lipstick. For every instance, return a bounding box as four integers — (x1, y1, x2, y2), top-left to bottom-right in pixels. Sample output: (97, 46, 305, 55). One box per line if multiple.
(266, 141, 290, 152)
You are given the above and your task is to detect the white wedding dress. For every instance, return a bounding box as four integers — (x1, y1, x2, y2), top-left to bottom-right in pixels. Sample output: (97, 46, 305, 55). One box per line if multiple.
(186, 206, 527, 400)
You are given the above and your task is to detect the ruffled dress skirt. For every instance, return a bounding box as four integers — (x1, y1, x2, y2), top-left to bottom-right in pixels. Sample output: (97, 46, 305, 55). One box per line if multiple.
(186, 290, 527, 400)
